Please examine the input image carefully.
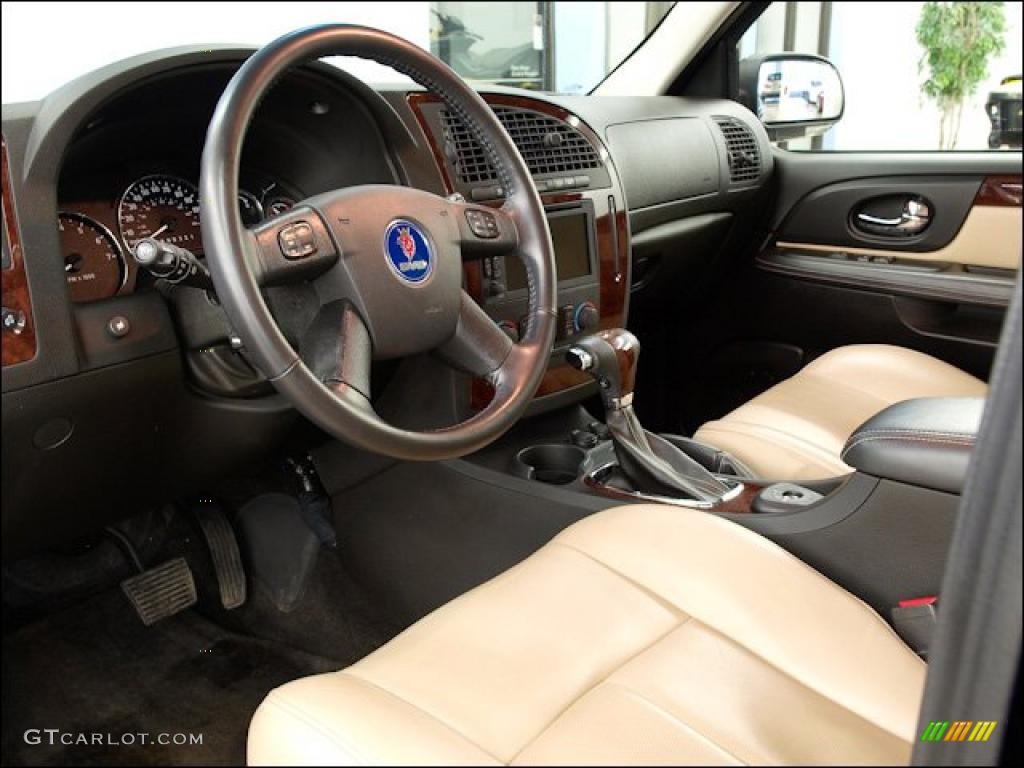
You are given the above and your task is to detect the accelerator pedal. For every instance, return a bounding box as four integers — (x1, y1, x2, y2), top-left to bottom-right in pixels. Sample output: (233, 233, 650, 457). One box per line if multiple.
(195, 502, 247, 610)
(121, 557, 197, 626)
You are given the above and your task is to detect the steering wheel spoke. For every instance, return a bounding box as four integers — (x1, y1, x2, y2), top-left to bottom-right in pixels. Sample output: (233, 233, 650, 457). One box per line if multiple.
(300, 301, 372, 401)
(435, 291, 514, 380)
(249, 206, 339, 286)
(448, 200, 519, 260)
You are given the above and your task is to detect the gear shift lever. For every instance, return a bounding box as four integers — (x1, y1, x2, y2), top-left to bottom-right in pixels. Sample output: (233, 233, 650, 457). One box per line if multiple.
(567, 329, 732, 501)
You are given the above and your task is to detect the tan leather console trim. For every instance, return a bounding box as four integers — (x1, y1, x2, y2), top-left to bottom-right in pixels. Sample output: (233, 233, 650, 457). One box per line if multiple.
(777, 205, 1022, 270)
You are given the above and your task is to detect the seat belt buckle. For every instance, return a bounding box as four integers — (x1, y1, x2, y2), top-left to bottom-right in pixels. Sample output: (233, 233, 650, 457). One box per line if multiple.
(891, 596, 938, 659)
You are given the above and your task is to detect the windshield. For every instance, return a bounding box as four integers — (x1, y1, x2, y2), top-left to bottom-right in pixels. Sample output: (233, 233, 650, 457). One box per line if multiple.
(1, 1, 676, 103)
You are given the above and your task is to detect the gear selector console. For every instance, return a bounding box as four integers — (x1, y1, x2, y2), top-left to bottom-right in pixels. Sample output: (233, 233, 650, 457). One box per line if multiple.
(566, 329, 740, 503)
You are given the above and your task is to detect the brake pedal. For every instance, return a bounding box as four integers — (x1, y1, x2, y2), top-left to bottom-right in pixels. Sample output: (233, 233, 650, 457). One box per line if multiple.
(195, 503, 247, 610)
(121, 557, 197, 626)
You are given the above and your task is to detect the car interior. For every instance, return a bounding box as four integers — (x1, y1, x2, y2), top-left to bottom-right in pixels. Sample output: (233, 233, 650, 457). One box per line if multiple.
(1, 2, 1021, 766)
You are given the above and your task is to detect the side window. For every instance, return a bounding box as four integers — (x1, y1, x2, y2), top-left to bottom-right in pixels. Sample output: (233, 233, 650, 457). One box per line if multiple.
(738, 2, 1023, 151)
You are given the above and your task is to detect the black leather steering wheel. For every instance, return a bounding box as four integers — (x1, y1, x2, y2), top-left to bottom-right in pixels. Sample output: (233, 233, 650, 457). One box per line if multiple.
(200, 25, 557, 461)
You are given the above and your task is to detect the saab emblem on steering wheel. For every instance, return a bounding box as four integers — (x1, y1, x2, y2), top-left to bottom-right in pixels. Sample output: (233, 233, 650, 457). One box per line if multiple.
(384, 219, 433, 284)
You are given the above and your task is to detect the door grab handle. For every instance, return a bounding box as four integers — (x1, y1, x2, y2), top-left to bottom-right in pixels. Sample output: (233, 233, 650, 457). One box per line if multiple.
(856, 213, 903, 226)
(855, 198, 931, 236)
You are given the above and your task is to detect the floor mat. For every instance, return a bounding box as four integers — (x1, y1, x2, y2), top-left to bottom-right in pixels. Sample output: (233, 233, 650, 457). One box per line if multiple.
(1, 588, 339, 766)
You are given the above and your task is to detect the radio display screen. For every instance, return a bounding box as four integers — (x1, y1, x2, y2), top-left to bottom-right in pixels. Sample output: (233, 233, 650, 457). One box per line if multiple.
(505, 210, 591, 291)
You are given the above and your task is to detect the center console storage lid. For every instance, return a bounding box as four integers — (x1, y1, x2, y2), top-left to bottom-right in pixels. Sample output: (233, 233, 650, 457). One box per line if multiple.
(841, 397, 985, 494)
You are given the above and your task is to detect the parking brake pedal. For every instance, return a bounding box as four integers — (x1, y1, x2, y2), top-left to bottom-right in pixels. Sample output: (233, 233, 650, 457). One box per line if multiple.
(121, 557, 197, 626)
(195, 502, 247, 610)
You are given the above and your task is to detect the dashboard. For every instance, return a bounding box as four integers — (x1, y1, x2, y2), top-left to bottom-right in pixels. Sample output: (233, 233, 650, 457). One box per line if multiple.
(1, 46, 771, 554)
(51, 63, 397, 309)
(59, 173, 299, 303)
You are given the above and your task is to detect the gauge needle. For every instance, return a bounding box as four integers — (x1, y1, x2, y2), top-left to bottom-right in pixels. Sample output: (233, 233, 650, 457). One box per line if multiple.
(149, 224, 169, 239)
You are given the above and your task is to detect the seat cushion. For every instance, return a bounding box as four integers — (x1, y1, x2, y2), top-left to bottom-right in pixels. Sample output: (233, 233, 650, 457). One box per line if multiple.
(693, 344, 987, 481)
(248, 505, 926, 766)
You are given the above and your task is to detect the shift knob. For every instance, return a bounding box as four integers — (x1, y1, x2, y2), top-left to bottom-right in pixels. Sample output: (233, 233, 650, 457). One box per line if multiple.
(566, 328, 640, 408)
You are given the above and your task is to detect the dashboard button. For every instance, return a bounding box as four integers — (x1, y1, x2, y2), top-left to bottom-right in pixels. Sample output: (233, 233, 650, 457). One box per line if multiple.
(573, 301, 599, 333)
(107, 315, 131, 338)
(2, 306, 26, 334)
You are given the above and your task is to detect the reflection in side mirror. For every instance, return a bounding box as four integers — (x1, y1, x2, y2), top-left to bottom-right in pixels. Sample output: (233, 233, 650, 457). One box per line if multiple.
(739, 53, 845, 141)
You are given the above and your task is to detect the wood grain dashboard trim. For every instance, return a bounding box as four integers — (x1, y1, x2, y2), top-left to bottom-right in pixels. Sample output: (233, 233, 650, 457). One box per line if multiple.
(2, 136, 37, 367)
(406, 92, 629, 407)
(582, 473, 767, 514)
(975, 175, 1023, 207)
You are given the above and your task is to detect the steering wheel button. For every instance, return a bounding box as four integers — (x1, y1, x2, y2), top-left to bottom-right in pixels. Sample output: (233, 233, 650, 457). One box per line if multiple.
(278, 221, 317, 260)
(465, 209, 499, 239)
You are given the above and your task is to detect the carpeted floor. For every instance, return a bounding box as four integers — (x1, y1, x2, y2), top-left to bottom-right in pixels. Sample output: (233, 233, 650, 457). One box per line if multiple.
(1, 588, 340, 766)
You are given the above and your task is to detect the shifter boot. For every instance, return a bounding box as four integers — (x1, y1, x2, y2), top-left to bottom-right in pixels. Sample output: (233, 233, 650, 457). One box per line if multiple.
(607, 406, 733, 501)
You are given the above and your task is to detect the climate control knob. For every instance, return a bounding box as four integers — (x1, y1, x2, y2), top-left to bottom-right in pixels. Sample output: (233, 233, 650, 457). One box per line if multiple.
(573, 301, 599, 334)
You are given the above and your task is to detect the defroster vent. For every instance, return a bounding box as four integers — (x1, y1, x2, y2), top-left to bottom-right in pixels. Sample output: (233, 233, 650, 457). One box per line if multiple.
(713, 116, 761, 183)
(441, 107, 602, 184)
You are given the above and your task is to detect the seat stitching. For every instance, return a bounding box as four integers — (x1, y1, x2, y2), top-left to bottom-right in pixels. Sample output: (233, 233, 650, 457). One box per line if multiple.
(845, 428, 977, 439)
(557, 521, 923, 742)
(698, 421, 852, 470)
(799, 371, 900, 405)
(699, 421, 843, 458)
(551, 541, 687, 619)
(334, 671, 504, 764)
(841, 433, 975, 460)
(509, 615, 693, 764)
(597, 681, 751, 765)
(260, 692, 371, 765)
(327, 546, 686, 765)
(681, 616, 916, 746)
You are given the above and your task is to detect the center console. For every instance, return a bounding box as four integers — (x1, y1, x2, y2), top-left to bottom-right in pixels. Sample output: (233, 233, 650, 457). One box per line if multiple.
(480, 202, 601, 344)
(406, 93, 629, 409)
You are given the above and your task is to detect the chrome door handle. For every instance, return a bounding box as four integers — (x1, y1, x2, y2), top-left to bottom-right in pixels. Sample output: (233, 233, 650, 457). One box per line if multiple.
(856, 212, 903, 226)
(855, 198, 931, 236)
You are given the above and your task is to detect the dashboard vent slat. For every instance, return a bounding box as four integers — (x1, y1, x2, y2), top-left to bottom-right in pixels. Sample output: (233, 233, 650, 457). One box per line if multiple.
(441, 107, 602, 184)
(712, 116, 761, 184)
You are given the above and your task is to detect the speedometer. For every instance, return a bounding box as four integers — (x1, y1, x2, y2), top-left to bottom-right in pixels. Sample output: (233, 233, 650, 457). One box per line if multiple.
(118, 174, 202, 255)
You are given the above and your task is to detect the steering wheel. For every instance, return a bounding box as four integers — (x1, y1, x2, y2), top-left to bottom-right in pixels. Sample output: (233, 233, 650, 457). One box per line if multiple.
(200, 25, 557, 461)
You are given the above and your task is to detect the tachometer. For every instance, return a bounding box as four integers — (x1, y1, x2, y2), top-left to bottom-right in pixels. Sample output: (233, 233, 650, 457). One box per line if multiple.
(58, 212, 126, 303)
(265, 196, 296, 218)
(118, 174, 202, 255)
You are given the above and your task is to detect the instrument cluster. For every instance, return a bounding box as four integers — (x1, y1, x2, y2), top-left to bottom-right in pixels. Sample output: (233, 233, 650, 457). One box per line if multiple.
(58, 173, 298, 303)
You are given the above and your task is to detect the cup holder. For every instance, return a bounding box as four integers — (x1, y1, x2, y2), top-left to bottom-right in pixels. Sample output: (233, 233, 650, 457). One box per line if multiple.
(514, 444, 586, 485)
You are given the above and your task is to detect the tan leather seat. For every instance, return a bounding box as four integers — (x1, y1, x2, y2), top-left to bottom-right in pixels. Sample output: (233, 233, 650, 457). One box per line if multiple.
(694, 344, 987, 481)
(248, 504, 925, 765)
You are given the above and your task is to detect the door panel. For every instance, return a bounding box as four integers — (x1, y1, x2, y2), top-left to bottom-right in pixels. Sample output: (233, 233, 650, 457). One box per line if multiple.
(774, 176, 1021, 270)
(666, 152, 1020, 435)
(760, 152, 1021, 346)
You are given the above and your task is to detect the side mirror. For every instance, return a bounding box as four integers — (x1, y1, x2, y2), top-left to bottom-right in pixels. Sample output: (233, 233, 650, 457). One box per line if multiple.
(739, 53, 844, 141)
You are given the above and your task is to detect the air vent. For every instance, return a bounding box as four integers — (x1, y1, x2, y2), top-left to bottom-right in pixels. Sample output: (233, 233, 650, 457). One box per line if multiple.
(441, 107, 602, 184)
(713, 116, 761, 183)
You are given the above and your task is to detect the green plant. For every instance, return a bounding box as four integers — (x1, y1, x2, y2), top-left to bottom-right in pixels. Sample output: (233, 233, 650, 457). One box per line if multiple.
(917, 1, 1006, 149)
